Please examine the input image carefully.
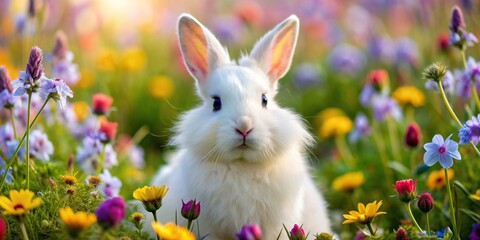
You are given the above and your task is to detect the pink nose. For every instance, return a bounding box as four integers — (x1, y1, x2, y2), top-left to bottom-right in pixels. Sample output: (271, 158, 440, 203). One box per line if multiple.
(235, 128, 253, 139)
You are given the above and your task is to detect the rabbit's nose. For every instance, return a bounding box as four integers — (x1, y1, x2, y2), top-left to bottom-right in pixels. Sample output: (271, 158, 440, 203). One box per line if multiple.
(235, 128, 253, 139)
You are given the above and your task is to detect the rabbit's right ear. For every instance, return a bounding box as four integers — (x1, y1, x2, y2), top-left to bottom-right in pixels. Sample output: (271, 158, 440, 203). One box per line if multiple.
(177, 14, 230, 85)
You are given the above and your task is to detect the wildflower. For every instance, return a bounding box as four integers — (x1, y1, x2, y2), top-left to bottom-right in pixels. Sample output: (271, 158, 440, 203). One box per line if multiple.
(29, 129, 54, 162)
(133, 185, 169, 213)
(423, 62, 447, 83)
(236, 224, 262, 240)
(59, 207, 96, 237)
(349, 113, 371, 143)
(52, 31, 69, 59)
(449, 6, 478, 48)
(234, 1, 263, 25)
(289, 224, 306, 240)
(99, 169, 122, 197)
(103, 144, 118, 169)
(13, 47, 45, 96)
(99, 120, 118, 143)
(315, 108, 345, 127)
(423, 134, 461, 168)
(372, 96, 402, 122)
(95, 197, 126, 229)
(417, 192, 434, 213)
(61, 175, 77, 185)
(151, 222, 195, 240)
(0, 67, 14, 108)
(394, 38, 418, 67)
(470, 189, 480, 201)
(293, 63, 322, 88)
(469, 223, 480, 240)
(459, 114, 480, 144)
(39, 77, 73, 110)
(426, 169, 454, 190)
(148, 76, 175, 99)
(449, 6, 465, 33)
(87, 175, 102, 187)
(92, 93, 113, 115)
(367, 69, 389, 92)
(318, 115, 353, 139)
(392, 86, 425, 107)
(66, 186, 75, 195)
(0, 189, 42, 216)
(332, 171, 365, 192)
(0, 217, 6, 240)
(366, 35, 394, 63)
(181, 199, 201, 221)
(72, 101, 89, 121)
(404, 123, 421, 148)
(314, 233, 333, 240)
(120, 47, 146, 72)
(327, 44, 366, 75)
(212, 17, 243, 45)
(394, 179, 417, 203)
(342, 200, 386, 224)
(354, 230, 366, 240)
(131, 212, 145, 222)
(395, 228, 408, 240)
(0, 162, 13, 185)
(438, 32, 450, 52)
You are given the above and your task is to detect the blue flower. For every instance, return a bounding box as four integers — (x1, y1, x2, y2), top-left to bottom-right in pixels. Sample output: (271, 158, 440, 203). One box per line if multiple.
(469, 223, 480, 240)
(436, 228, 446, 238)
(0, 160, 13, 184)
(372, 96, 402, 122)
(327, 44, 366, 76)
(99, 170, 122, 198)
(39, 78, 73, 110)
(348, 113, 371, 143)
(459, 114, 480, 144)
(423, 134, 461, 168)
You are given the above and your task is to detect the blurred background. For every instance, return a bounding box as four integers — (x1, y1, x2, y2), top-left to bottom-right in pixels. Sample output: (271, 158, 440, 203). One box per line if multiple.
(1, 0, 480, 238)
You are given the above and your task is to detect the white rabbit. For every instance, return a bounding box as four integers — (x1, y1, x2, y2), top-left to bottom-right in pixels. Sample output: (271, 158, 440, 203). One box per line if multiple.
(146, 14, 331, 239)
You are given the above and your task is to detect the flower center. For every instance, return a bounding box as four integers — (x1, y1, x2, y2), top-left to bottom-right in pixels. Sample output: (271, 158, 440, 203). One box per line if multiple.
(13, 204, 24, 210)
(438, 146, 446, 154)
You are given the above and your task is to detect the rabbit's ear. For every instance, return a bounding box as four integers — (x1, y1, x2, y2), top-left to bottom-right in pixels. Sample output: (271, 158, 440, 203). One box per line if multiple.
(249, 15, 299, 86)
(177, 14, 230, 85)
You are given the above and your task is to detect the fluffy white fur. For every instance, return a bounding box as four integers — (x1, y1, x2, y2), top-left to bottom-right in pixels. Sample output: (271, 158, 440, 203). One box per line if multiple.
(144, 14, 331, 239)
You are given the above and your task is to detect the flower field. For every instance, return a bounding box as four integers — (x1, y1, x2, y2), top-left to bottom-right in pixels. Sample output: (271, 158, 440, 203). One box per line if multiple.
(0, 0, 480, 239)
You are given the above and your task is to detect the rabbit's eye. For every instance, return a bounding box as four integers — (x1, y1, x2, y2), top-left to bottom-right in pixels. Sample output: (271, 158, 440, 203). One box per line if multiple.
(262, 94, 268, 108)
(212, 96, 222, 111)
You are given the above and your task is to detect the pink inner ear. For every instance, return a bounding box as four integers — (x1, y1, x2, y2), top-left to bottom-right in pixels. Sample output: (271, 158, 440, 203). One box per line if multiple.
(267, 27, 295, 80)
(179, 20, 209, 81)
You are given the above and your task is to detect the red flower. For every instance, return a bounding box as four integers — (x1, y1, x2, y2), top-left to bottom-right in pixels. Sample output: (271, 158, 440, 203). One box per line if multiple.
(0, 217, 7, 240)
(92, 93, 113, 115)
(417, 192, 434, 213)
(394, 179, 417, 203)
(99, 120, 118, 143)
(404, 122, 421, 148)
(367, 70, 389, 92)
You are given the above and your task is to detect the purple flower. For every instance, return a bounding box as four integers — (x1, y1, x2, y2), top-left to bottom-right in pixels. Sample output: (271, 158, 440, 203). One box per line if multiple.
(354, 230, 366, 240)
(212, 17, 243, 45)
(459, 114, 480, 144)
(95, 197, 126, 229)
(128, 145, 144, 168)
(327, 44, 366, 75)
(99, 169, 122, 197)
(467, 57, 480, 82)
(349, 113, 371, 143)
(29, 130, 53, 162)
(0, 124, 14, 151)
(0, 160, 13, 184)
(76, 135, 103, 174)
(289, 224, 306, 240)
(450, 6, 465, 33)
(423, 134, 461, 168)
(52, 31, 69, 59)
(417, 192, 434, 213)
(0, 66, 13, 93)
(236, 224, 262, 240)
(372, 96, 402, 122)
(367, 35, 394, 63)
(394, 37, 418, 67)
(26, 46, 44, 81)
(469, 223, 480, 240)
(293, 63, 322, 88)
(6, 140, 25, 161)
(39, 78, 73, 110)
(181, 199, 201, 221)
(103, 144, 118, 169)
(52, 61, 79, 86)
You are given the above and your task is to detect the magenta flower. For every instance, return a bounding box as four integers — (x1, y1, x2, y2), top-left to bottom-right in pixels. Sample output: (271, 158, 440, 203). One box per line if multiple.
(423, 134, 461, 168)
(95, 197, 126, 229)
(417, 192, 434, 213)
(181, 199, 201, 221)
(469, 223, 480, 240)
(393, 179, 417, 203)
(236, 224, 262, 240)
(404, 122, 421, 148)
(289, 224, 306, 240)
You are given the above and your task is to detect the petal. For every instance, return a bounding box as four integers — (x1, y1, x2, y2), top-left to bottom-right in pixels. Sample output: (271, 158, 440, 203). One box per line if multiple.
(424, 150, 439, 166)
(446, 140, 460, 154)
(424, 143, 439, 151)
(358, 203, 365, 213)
(448, 150, 461, 160)
(432, 134, 444, 145)
(439, 154, 454, 168)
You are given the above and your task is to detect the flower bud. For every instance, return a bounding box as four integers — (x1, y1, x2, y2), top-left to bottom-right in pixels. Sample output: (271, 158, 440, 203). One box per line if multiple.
(450, 6, 465, 33)
(26, 46, 44, 81)
(95, 197, 126, 230)
(52, 31, 68, 59)
(423, 62, 447, 83)
(0, 67, 13, 93)
(395, 228, 408, 240)
(404, 122, 421, 148)
(290, 224, 306, 240)
(92, 93, 113, 115)
(417, 192, 434, 213)
(236, 224, 262, 240)
(131, 212, 145, 223)
(181, 199, 201, 221)
(393, 179, 417, 203)
(315, 233, 333, 240)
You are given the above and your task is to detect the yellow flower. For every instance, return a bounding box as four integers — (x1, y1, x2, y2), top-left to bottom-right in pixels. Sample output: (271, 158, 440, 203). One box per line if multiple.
(315, 108, 346, 128)
(61, 175, 77, 185)
(96, 49, 117, 71)
(318, 115, 353, 139)
(72, 102, 90, 121)
(120, 47, 146, 72)
(332, 171, 365, 192)
(131, 212, 145, 222)
(59, 207, 96, 232)
(470, 189, 480, 201)
(342, 200, 386, 225)
(87, 176, 102, 187)
(149, 76, 175, 99)
(0, 189, 42, 216)
(151, 222, 195, 240)
(426, 169, 454, 190)
(392, 86, 425, 107)
(133, 185, 169, 212)
(76, 69, 95, 89)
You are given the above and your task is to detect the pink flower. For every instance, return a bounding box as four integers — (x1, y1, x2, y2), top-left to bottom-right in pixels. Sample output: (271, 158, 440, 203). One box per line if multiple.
(99, 120, 118, 143)
(289, 224, 306, 240)
(393, 179, 417, 203)
(404, 122, 421, 148)
(92, 93, 113, 115)
(181, 199, 201, 221)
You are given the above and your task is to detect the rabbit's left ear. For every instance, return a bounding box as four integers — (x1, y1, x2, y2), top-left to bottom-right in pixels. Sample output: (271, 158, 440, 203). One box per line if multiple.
(249, 15, 299, 86)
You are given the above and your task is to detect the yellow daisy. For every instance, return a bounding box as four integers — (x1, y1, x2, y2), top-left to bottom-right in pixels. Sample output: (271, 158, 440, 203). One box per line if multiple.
(61, 175, 77, 185)
(151, 222, 195, 240)
(0, 189, 42, 216)
(332, 171, 365, 192)
(392, 86, 425, 107)
(343, 200, 386, 225)
(131, 212, 145, 222)
(426, 169, 454, 190)
(319, 115, 353, 139)
(59, 207, 96, 233)
(470, 189, 480, 201)
(133, 185, 169, 212)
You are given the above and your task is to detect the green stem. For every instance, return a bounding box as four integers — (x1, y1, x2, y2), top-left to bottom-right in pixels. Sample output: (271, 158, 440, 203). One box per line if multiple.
(335, 136, 354, 165)
(405, 202, 423, 233)
(409, 149, 417, 175)
(470, 85, 480, 112)
(10, 108, 17, 140)
(26, 93, 32, 190)
(387, 117, 401, 162)
(96, 144, 107, 175)
(152, 211, 160, 240)
(372, 123, 393, 185)
(0, 97, 50, 191)
(445, 168, 460, 240)
(19, 219, 29, 240)
(426, 213, 431, 238)
(187, 219, 193, 231)
(366, 222, 376, 237)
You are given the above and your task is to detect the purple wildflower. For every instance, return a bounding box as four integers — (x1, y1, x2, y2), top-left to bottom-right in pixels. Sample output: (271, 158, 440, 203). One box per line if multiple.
(469, 223, 480, 240)
(450, 6, 465, 33)
(236, 224, 262, 240)
(95, 197, 126, 229)
(0, 160, 13, 184)
(372, 96, 402, 122)
(29, 130, 53, 162)
(0, 124, 14, 151)
(327, 44, 366, 75)
(39, 78, 73, 109)
(99, 169, 122, 198)
(293, 63, 322, 88)
(349, 113, 371, 143)
(181, 199, 201, 221)
(0, 66, 13, 93)
(394, 37, 418, 67)
(459, 114, 480, 144)
(423, 134, 461, 168)
(52, 31, 69, 59)
(6, 140, 25, 160)
(76, 135, 103, 174)
(52, 61, 79, 86)
(103, 144, 118, 169)
(26, 46, 44, 80)
(367, 35, 394, 63)
(212, 17, 243, 45)
(290, 224, 306, 239)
